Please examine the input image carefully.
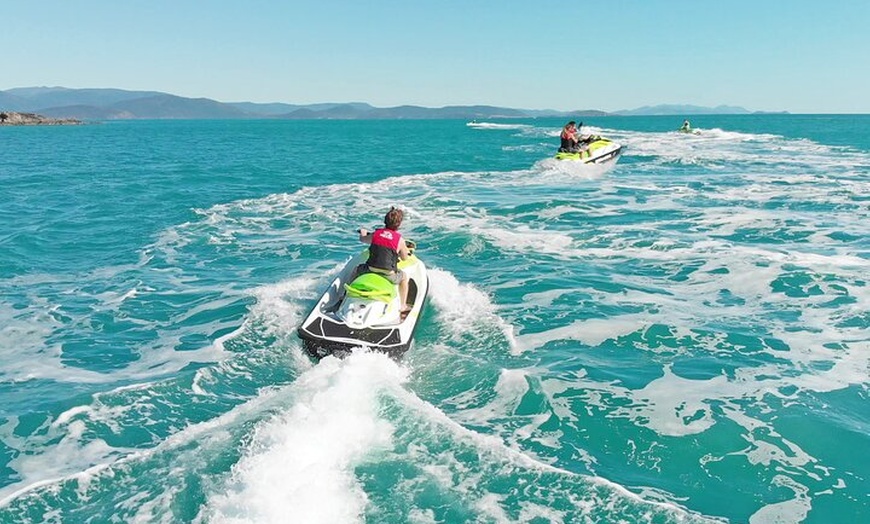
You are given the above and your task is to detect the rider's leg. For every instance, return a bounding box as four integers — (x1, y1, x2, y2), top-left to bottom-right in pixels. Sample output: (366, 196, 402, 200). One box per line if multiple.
(399, 271, 410, 311)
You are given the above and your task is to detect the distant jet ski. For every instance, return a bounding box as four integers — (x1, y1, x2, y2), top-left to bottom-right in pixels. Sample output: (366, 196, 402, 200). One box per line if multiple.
(297, 243, 429, 360)
(555, 135, 623, 164)
(678, 120, 702, 134)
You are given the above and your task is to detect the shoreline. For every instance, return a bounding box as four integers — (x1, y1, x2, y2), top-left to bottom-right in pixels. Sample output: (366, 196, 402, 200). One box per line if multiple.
(0, 111, 83, 126)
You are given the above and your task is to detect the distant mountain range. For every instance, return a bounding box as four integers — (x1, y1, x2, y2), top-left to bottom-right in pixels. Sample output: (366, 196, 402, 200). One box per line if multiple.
(615, 104, 747, 116)
(0, 87, 776, 120)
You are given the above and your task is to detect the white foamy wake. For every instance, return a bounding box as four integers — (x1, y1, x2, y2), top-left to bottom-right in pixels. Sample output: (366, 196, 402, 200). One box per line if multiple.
(197, 351, 715, 524)
(594, 124, 868, 172)
(532, 157, 618, 180)
(204, 352, 406, 524)
(425, 268, 515, 349)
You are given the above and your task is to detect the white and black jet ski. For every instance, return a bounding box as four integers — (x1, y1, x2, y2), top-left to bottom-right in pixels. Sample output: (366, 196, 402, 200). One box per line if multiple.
(297, 243, 429, 359)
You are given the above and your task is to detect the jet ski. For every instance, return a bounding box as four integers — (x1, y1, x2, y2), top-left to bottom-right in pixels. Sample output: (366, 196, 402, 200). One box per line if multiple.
(554, 135, 623, 164)
(678, 121, 702, 135)
(297, 242, 429, 360)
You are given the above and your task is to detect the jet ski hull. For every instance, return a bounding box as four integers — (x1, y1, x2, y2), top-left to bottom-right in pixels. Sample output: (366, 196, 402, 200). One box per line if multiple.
(297, 250, 429, 360)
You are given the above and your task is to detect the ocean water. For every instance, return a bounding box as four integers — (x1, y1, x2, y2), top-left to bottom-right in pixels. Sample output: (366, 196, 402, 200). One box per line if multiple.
(0, 115, 867, 523)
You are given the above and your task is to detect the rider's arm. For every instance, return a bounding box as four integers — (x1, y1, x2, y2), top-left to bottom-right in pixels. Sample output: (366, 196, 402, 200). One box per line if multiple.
(358, 229, 372, 243)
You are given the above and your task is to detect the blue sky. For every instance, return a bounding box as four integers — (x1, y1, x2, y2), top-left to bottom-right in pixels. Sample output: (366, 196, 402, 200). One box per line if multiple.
(4, 1, 868, 113)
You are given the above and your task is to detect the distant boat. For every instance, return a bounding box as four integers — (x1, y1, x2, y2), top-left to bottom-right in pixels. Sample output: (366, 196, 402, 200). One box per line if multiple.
(466, 121, 530, 130)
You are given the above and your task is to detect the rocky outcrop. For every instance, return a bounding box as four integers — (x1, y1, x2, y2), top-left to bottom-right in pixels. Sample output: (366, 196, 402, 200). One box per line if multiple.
(0, 111, 82, 125)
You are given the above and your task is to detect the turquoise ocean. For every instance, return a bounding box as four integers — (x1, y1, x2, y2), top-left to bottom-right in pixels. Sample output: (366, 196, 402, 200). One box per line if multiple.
(1, 115, 867, 523)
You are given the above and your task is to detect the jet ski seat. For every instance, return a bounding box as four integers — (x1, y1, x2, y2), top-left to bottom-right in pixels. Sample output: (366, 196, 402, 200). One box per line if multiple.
(344, 272, 397, 302)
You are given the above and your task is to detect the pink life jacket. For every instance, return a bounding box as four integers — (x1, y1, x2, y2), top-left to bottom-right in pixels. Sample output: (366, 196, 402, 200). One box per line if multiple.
(368, 228, 402, 271)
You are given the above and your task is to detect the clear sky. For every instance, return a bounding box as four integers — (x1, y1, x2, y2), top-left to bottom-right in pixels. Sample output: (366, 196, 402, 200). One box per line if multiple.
(4, 0, 868, 113)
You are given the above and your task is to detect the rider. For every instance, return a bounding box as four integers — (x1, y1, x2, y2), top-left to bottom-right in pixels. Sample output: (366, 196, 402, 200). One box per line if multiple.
(560, 121, 581, 153)
(680, 119, 691, 132)
(356, 207, 411, 314)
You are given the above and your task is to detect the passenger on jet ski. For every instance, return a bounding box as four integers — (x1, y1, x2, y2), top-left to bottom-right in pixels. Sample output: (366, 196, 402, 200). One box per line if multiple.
(353, 207, 412, 315)
(559, 120, 582, 153)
